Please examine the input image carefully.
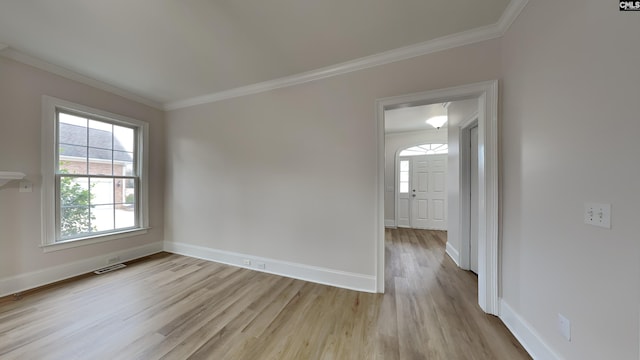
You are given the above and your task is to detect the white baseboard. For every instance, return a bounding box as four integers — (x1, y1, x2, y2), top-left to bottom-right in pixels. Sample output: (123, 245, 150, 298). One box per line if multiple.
(163, 241, 377, 293)
(499, 299, 562, 360)
(0, 242, 163, 297)
(445, 241, 460, 266)
(384, 219, 397, 228)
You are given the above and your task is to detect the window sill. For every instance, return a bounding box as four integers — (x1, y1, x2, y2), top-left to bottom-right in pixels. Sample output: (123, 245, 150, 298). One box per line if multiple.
(40, 228, 149, 253)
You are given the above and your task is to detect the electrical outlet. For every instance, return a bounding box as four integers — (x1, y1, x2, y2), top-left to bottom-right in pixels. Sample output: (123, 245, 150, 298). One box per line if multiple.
(243, 259, 251, 266)
(107, 256, 121, 264)
(19, 181, 32, 193)
(558, 314, 571, 341)
(584, 203, 611, 229)
(256, 262, 266, 269)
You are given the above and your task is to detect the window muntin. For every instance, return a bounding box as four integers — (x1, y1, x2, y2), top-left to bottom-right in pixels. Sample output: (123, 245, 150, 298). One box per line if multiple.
(399, 143, 448, 156)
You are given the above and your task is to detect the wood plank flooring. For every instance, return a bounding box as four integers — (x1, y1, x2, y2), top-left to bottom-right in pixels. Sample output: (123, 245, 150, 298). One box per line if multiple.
(0, 228, 530, 359)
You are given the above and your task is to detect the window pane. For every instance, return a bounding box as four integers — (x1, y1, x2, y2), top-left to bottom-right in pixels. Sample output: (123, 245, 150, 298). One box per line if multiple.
(400, 172, 409, 182)
(59, 145, 87, 174)
(400, 160, 409, 171)
(113, 151, 134, 176)
(88, 148, 113, 175)
(400, 183, 409, 193)
(115, 180, 136, 205)
(113, 125, 134, 152)
(115, 203, 136, 229)
(60, 177, 90, 206)
(91, 178, 114, 205)
(92, 204, 115, 232)
(59, 115, 87, 146)
(59, 112, 87, 127)
(88, 120, 113, 149)
(60, 205, 91, 238)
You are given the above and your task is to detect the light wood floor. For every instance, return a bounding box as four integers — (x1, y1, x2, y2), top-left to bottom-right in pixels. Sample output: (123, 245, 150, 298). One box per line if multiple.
(0, 229, 530, 359)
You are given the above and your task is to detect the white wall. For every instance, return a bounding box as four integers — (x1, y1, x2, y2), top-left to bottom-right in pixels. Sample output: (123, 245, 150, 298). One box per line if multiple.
(0, 56, 165, 294)
(501, 0, 640, 358)
(165, 39, 502, 290)
(445, 99, 478, 261)
(3, 1, 636, 356)
(384, 129, 447, 225)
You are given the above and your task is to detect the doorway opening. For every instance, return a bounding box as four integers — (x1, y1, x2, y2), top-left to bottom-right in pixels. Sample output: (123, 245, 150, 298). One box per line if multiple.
(384, 102, 450, 231)
(375, 80, 499, 315)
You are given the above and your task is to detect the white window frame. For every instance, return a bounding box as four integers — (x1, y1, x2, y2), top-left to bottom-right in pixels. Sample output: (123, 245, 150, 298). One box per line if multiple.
(41, 96, 149, 252)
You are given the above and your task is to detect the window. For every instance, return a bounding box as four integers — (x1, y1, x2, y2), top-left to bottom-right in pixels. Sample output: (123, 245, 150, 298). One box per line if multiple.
(399, 160, 410, 193)
(42, 96, 148, 251)
(399, 143, 448, 156)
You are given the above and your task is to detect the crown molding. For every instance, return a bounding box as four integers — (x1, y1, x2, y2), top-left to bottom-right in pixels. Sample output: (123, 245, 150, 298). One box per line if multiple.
(497, 0, 530, 35)
(0, 47, 163, 110)
(165, 0, 529, 111)
(0, 1, 527, 112)
(164, 24, 500, 110)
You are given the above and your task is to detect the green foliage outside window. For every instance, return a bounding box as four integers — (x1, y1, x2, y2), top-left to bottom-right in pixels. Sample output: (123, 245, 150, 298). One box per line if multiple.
(59, 169, 96, 238)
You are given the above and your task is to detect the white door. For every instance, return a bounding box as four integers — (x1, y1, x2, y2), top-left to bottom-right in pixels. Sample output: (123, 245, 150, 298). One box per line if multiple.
(470, 126, 479, 274)
(397, 158, 411, 227)
(410, 154, 447, 230)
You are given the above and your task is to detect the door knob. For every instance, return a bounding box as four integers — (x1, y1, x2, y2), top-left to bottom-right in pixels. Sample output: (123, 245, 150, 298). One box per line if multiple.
(412, 194, 416, 197)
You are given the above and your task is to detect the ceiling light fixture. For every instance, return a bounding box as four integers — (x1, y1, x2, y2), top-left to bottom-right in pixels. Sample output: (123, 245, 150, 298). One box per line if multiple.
(426, 115, 448, 129)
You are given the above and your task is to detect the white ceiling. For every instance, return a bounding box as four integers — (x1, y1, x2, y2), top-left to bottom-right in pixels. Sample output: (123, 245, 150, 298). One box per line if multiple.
(385, 104, 448, 134)
(0, 0, 512, 106)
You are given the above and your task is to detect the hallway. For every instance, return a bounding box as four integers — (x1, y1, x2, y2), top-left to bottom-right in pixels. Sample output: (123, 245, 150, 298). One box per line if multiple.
(379, 227, 530, 359)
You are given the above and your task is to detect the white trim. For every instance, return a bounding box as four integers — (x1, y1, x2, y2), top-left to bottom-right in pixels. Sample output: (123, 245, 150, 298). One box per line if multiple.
(376, 80, 500, 315)
(164, 0, 528, 110)
(0, 242, 162, 297)
(163, 241, 377, 293)
(0, 48, 162, 110)
(500, 299, 562, 360)
(458, 115, 479, 271)
(40, 228, 149, 253)
(497, 0, 530, 34)
(445, 242, 460, 266)
(384, 219, 397, 228)
(460, 111, 480, 130)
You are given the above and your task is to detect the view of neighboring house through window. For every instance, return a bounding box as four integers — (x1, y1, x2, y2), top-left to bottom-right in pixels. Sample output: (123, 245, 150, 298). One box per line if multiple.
(41, 96, 148, 249)
(57, 111, 138, 240)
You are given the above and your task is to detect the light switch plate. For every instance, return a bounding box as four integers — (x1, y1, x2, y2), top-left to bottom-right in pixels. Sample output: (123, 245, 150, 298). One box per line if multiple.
(584, 202, 611, 229)
(558, 313, 571, 341)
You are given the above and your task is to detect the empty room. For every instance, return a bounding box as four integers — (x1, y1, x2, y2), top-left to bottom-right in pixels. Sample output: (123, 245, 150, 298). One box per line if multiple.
(1, 1, 638, 359)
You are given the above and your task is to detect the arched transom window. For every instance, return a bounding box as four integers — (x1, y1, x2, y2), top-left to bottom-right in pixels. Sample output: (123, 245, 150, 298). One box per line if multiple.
(399, 143, 448, 156)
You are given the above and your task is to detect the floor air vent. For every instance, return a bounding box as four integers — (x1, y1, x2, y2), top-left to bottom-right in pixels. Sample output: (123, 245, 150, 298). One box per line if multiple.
(94, 263, 126, 274)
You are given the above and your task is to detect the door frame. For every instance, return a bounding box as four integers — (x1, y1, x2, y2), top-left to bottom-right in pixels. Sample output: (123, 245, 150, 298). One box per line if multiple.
(459, 114, 479, 271)
(375, 80, 499, 315)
